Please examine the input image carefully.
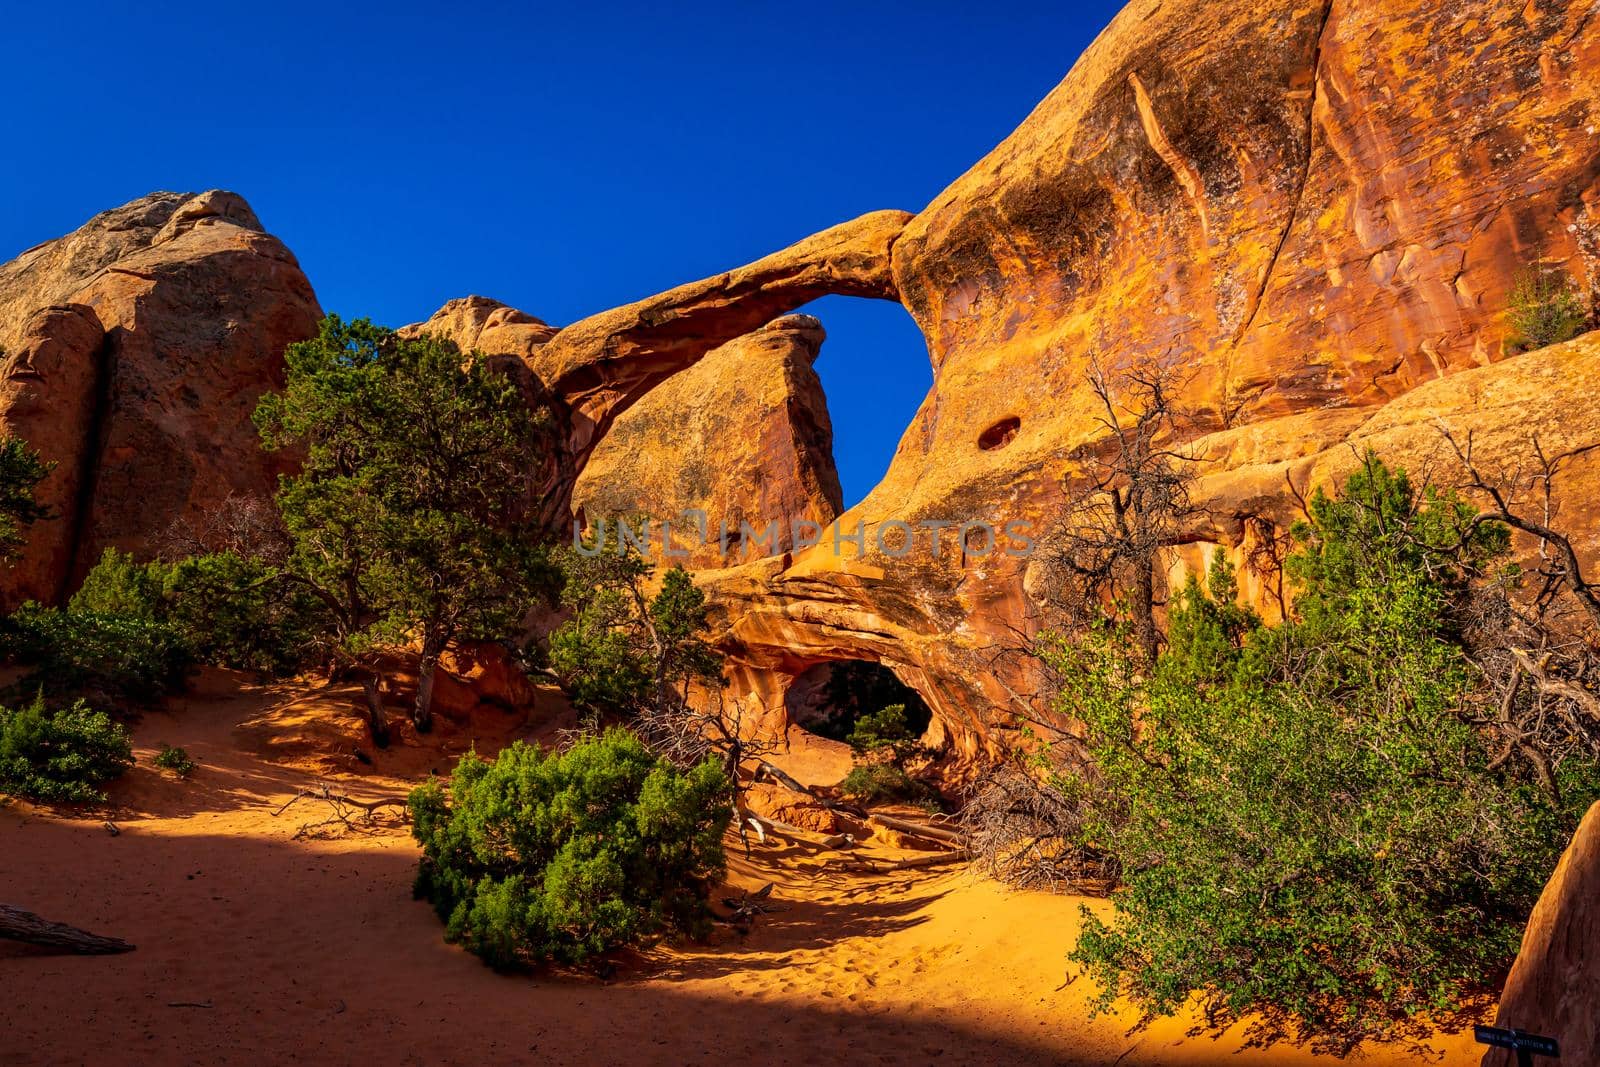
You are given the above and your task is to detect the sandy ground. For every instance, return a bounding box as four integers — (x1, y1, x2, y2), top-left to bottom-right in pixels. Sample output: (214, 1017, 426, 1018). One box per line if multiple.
(0, 674, 1487, 1066)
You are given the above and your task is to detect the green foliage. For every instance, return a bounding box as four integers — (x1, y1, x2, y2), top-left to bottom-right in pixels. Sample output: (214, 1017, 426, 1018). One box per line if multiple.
(1054, 456, 1599, 1049)
(409, 728, 731, 968)
(548, 550, 722, 717)
(846, 703, 914, 751)
(255, 315, 557, 727)
(153, 744, 197, 777)
(1, 601, 192, 705)
(69, 547, 164, 617)
(838, 763, 926, 805)
(1506, 266, 1589, 351)
(0, 694, 133, 802)
(69, 548, 326, 675)
(0, 435, 52, 559)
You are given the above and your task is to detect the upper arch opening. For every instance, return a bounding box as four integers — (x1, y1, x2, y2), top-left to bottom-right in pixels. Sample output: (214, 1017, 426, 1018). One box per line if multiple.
(796, 294, 933, 511)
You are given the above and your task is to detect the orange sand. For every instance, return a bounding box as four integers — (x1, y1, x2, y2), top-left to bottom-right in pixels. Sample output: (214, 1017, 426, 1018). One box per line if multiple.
(0, 674, 1486, 1066)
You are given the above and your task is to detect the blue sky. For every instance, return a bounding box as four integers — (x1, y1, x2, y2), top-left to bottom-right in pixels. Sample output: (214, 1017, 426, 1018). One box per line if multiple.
(1, 1, 1121, 505)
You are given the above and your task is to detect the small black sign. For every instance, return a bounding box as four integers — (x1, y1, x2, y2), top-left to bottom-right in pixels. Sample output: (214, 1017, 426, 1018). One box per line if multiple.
(1474, 1024, 1560, 1059)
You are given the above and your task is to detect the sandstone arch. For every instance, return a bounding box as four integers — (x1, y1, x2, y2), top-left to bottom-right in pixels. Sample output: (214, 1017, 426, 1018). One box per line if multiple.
(551, 0, 1600, 756)
(536, 209, 911, 466)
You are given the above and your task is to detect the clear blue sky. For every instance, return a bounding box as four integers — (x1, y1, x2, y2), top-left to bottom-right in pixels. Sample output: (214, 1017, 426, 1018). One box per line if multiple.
(1, 1, 1121, 505)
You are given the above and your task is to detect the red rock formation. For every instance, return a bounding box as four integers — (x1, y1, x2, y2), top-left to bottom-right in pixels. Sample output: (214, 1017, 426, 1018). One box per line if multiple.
(541, 0, 1600, 755)
(0, 191, 321, 603)
(3, 1, 1595, 766)
(396, 295, 556, 359)
(539, 209, 908, 467)
(0, 305, 104, 602)
(572, 314, 843, 568)
(402, 298, 848, 571)
(1482, 802, 1600, 1067)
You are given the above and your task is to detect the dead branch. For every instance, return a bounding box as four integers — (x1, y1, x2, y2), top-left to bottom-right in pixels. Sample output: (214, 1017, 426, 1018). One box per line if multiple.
(1047, 354, 1208, 661)
(744, 815, 855, 850)
(271, 784, 410, 840)
(718, 882, 788, 924)
(958, 762, 1120, 893)
(1512, 648, 1600, 723)
(1439, 426, 1600, 630)
(0, 904, 134, 955)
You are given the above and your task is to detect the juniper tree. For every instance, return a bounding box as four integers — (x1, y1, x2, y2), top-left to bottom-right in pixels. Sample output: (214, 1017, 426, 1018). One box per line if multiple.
(0, 435, 51, 560)
(255, 315, 556, 739)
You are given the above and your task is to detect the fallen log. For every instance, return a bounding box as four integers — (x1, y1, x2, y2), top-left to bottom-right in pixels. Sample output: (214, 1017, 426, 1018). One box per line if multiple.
(0, 904, 134, 955)
(868, 814, 964, 847)
(751, 761, 867, 818)
(747, 815, 855, 850)
(831, 851, 971, 875)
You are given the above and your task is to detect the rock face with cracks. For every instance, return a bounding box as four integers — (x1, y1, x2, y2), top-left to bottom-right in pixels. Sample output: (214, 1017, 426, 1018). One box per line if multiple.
(0, 191, 321, 605)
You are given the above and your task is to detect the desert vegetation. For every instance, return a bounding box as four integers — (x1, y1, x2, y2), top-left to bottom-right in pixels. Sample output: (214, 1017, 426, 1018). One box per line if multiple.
(1506, 265, 1591, 352)
(967, 360, 1600, 1048)
(1057, 459, 1594, 1047)
(0, 307, 1593, 1054)
(409, 728, 731, 968)
(255, 315, 559, 737)
(0, 694, 133, 803)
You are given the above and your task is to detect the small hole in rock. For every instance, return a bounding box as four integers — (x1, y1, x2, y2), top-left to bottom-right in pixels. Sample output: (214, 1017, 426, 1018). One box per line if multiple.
(978, 416, 1021, 451)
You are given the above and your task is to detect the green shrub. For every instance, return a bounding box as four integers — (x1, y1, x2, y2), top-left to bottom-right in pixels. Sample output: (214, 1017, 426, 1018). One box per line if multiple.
(0, 694, 133, 802)
(1056, 456, 1598, 1049)
(70, 548, 327, 676)
(1, 602, 192, 705)
(69, 547, 165, 617)
(1507, 266, 1589, 351)
(409, 728, 731, 969)
(846, 703, 915, 751)
(547, 552, 722, 719)
(153, 744, 197, 777)
(838, 763, 926, 805)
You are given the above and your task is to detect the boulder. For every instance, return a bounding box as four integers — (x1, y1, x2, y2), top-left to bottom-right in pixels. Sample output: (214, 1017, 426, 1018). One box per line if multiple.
(0, 190, 321, 603)
(0, 305, 105, 602)
(440, 642, 540, 712)
(396, 295, 556, 359)
(1482, 802, 1600, 1067)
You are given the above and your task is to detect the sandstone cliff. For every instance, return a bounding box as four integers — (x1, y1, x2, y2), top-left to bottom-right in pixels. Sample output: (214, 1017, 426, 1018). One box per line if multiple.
(0, 0, 1592, 775)
(0, 191, 321, 603)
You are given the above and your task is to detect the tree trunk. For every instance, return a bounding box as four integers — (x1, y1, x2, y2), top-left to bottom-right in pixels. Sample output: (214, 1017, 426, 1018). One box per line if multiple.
(362, 673, 390, 748)
(0, 904, 134, 954)
(415, 655, 437, 733)
(1132, 560, 1159, 665)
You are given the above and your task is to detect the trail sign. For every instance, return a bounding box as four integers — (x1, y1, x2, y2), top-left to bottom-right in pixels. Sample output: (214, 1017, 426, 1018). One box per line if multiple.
(1474, 1024, 1560, 1066)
